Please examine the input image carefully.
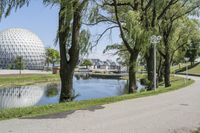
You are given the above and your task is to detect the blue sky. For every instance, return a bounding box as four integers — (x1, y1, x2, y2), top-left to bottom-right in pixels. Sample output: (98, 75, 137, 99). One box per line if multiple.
(0, 1, 121, 61)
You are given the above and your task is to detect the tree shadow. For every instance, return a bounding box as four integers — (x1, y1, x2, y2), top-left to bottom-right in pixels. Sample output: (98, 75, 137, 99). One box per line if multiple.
(21, 105, 105, 120)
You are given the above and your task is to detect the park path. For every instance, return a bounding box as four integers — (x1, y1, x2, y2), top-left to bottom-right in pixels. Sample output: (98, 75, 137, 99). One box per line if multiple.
(0, 76, 200, 133)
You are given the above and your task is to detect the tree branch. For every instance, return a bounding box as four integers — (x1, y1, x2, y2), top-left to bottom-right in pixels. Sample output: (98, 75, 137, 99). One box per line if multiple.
(103, 1, 135, 10)
(157, 0, 179, 20)
(92, 26, 119, 49)
(112, 0, 133, 53)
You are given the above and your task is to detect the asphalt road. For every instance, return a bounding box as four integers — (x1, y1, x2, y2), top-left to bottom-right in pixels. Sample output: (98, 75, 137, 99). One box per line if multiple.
(0, 76, 200, 133)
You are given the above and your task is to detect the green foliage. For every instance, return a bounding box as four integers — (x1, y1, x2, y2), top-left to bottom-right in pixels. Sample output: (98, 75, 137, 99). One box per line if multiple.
(104, 44, 129, 66)
(80, 59, 92, 68)
(46, 83, 59, 97)
(125, 11, 149, 51)
(140, 78, 151, 87)
(8, 56, 26, 70)
(0, 0, 29, 20)
(167, 18, 200, 64)
(46, 48, 60, 67)
(185, 33, 200, 64)
(79, 30, 91, 56)
(14, 56, 25, 69)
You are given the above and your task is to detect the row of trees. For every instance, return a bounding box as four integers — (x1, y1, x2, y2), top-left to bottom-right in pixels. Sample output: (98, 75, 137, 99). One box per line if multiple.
(96, 0, 200, 91)
(1, 0, 199, 102)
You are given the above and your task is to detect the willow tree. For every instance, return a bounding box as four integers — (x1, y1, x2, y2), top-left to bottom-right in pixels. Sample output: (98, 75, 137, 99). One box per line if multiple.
(53, 0, 89, 102)
(96, 0, 150, 93)
(169, 18, 200, 65)
(157, 0, 200, 87)
(101, 0, 200, 89)
(157, 17, 199, 81)
(0, 0, 29, 20)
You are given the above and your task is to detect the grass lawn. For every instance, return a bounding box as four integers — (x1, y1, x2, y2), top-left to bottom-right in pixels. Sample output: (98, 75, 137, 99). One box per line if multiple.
(0, 76, 194, 120)
(186, 64, 200, 75)
(171, 63, 190, 73)
(0, 74, 60, 88)
(0, 73, 128, 87)
(193, 128, 200, 133)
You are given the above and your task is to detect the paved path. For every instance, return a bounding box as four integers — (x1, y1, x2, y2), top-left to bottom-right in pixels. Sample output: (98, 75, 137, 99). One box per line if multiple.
(0, 76, 200, 133)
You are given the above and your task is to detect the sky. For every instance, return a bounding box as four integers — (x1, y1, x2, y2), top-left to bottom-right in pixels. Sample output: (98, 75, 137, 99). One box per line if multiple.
(0, 1, 121, 61)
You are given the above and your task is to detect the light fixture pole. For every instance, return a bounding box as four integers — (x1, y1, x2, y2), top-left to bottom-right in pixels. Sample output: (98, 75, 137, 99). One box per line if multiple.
(150, 35, 162, 90)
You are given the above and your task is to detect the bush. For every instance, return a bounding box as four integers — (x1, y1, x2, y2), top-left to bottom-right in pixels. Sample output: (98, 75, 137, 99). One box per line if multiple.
(140, 78, 150, 86)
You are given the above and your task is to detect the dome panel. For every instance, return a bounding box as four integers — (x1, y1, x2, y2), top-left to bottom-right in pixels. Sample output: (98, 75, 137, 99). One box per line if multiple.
(0, 28, 46, 70)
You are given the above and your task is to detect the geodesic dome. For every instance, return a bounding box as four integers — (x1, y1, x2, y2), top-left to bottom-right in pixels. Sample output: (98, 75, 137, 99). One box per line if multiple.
(0, 28, 46, 70)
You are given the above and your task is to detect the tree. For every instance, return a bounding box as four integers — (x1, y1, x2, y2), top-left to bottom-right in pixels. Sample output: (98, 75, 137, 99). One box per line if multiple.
(32, 0, 91, 102)
(57, 0, 89, 102)
(46, 48, 60, 67)
(0, 0, 29, 20)
(14, 56, 25, 69)
(111, 1, 149, 93)
(8, 56, 26, 74)
(157, 1, 199, 87)
(95, 0, 172, 90)
(104, 44, 130, 68)
(81, 59, 92, 68)
(185, 37, 200, 65)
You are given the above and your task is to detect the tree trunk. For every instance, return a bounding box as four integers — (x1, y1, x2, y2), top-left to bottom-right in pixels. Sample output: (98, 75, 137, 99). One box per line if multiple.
(60, 65, 74, 102)
(145, 46, 154, 90)
(157, 56, 164, 82)
(58, 5, 73, 102)
(128, 52, 139, 93)
(164, 49, 171, 87)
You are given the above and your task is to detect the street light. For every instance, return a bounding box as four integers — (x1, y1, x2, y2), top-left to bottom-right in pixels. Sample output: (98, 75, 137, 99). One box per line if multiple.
(150, 35, 162, 90)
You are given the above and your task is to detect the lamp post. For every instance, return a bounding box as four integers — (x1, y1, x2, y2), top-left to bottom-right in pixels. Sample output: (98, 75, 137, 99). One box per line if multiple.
(150, 35, 162, 90)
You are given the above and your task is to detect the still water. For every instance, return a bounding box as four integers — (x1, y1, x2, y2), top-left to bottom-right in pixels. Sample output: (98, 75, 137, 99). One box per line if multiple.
(0, 77, 143, 109)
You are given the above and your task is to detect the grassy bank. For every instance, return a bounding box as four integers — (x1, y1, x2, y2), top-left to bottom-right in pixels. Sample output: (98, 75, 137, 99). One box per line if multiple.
(0, 73, 128, 88)
(0, 74, 60, 87)
(75, 72, 128, 79)
(186, 64, 200, 75)
(193, 128, 200, 133)
(171, 63, 190, 73)
(0, 76, 194, 120)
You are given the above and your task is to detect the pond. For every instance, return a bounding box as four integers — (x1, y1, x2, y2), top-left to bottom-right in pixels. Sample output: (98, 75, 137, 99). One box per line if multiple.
(0, 76, 144, 109)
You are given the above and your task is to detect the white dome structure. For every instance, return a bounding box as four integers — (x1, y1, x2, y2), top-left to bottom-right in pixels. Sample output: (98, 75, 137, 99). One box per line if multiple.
(0, 28, 46, 70)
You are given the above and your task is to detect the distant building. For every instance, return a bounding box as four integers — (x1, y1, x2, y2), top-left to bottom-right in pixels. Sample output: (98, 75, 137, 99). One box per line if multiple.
(89, 59, 121, 71)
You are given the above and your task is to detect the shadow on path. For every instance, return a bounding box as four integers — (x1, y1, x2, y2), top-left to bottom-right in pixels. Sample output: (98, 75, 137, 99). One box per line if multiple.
(21, 105, 105, 120)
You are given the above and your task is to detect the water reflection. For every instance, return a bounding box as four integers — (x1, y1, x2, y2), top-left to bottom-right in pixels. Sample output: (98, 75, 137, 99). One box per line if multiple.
(74, 74, 91, 80)
(45, 83, 59, 98)
(0, 77, 144, 109)
(0, 84, 48, 109)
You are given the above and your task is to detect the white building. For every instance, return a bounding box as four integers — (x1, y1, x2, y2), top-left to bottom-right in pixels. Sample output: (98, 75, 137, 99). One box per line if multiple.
(0, 28, 46, 70)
